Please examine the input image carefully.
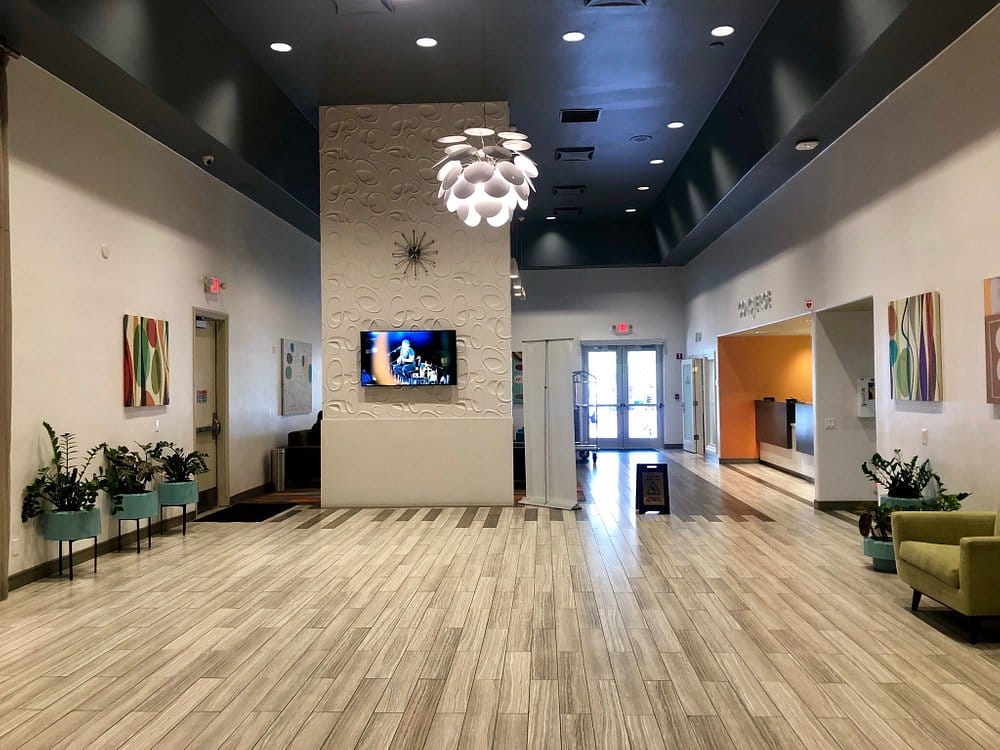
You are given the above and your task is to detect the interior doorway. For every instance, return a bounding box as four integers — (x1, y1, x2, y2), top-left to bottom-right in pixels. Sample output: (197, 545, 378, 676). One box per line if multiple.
(193, 312, 229, 512)
(583, 344, 664, 450)
(681, 358, 704, 454)
(703, 355, 719, 455)
(716, 315, 815, 483)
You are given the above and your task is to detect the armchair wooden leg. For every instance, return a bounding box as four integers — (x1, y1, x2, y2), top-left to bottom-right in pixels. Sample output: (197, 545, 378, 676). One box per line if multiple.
(911, 590, 922, 611)
(969, 617, 980, 645)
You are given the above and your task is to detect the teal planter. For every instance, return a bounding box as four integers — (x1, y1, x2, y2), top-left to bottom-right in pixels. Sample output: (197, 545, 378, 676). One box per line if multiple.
(115, 491, 159, 520)
(43, 508, 101, 541)
(158, 481, 199, 507)
(863, 536, 897, 573)
(880, 495, 923, 510)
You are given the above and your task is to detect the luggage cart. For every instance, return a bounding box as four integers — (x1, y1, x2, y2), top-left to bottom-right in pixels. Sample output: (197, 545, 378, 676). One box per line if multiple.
(573, 370, 598, 464)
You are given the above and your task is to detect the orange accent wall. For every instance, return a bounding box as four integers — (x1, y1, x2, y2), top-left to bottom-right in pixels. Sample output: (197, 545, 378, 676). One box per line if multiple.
(718, 335, 813, 459)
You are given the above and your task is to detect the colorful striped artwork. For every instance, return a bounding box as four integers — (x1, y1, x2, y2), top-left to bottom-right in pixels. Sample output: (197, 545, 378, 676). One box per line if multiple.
(123, 315, 170, 407)
(985, 276, 1000, 405)
(888, 292, 942, 401)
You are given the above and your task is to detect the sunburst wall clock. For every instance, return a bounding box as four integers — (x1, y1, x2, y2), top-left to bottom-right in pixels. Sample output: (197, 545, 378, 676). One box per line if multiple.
(393, 231, 437, 277)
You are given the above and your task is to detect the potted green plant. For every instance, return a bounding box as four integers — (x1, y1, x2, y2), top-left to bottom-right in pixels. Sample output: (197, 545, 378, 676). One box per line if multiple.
(103, 443, 159, 518)
(858, 451, 969, 572)
(861, 450, 940, 509)
(21, 422, 104, 543)
(858, 503, 897, 572)
(152, 442, 208, 522)
(103, 443, 161, 552)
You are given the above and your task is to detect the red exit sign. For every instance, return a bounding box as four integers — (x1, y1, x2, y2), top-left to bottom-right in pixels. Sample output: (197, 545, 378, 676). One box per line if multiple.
(611, 322, 633, 336)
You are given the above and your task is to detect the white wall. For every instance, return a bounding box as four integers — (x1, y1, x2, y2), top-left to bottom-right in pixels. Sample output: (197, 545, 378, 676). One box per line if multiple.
(684, 9, 1000, 508)
(813, 310, 877, 504)
(7, 60, 321, 574)
(512, 267, 687, 445)
(320, 102, 513, 507)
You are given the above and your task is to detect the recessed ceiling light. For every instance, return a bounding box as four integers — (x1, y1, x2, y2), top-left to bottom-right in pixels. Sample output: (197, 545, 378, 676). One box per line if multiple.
(562, 31, 586, 42)
(630, 134, 653, 143)
(649, 158, 664, 165)
(625, 208, 637, 213)
(667, 121, 685, 129)
(416, 37, 438, 48)
(546, 215, 557, 220)
(637, 186, 650, 191)
(711, 25, 735, 38)
(269, 42, 293, 53)
(795, 138, 820, 151)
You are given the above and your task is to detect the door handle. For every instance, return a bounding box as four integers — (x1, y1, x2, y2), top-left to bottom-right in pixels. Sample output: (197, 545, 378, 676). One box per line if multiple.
(199, 414, 222, 438)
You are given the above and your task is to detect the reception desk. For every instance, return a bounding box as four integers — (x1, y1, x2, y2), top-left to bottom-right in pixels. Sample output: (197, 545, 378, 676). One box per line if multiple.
(754, 400, 815, 480)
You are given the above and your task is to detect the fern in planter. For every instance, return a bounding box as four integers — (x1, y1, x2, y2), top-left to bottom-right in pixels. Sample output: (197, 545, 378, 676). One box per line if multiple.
(103, 443, 159, 514)
(21, 423, 105, 521)
(151, 442, 209, 482)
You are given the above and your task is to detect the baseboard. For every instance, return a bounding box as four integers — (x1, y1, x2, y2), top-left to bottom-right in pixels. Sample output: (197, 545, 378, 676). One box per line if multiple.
(231, 483, 270, 502)
(7, 509, 197, 592)
(718, 457, 758, 464)
(663, 443, 682, 449)
(815, 500, 874, 511)
(759, 461, 816, 484)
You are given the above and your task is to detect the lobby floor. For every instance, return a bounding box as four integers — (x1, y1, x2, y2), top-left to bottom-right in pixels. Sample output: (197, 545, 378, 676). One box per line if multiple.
(1, 451, 998, 748)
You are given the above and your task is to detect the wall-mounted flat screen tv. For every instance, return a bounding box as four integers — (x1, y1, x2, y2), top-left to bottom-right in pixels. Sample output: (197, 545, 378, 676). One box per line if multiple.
(361, 330, 457, 386)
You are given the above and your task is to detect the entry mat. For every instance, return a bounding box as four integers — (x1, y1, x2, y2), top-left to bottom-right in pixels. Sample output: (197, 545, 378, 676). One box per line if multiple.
(195, 502, 295, 523)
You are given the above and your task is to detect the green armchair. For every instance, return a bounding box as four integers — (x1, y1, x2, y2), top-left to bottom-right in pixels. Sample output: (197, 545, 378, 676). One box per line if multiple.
(892, 511, 1000, 643)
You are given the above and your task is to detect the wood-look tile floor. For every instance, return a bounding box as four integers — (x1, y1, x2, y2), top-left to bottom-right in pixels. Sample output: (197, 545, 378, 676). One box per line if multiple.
(1, 450, 998, 749)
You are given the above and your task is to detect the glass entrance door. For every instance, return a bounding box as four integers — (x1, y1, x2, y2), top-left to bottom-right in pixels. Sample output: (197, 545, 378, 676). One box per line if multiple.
(583, 345, 663, 450)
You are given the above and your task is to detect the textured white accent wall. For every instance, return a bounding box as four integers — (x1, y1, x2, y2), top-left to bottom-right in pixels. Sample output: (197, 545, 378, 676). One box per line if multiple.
(320, 102, 513, 506)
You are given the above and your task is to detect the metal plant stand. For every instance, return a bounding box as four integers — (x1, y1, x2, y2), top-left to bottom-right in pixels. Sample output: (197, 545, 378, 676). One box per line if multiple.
(58, 538, 98, 581)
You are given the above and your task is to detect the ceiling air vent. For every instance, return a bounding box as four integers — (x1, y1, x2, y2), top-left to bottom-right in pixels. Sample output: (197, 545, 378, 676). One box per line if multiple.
(555, 147, 595, 162)
(555, 207, 584, 218)
(552, 185, 586, 197)
(584, 0, 647, 6)
(332, 0, 394, 14)
(560, 108, 601, 124)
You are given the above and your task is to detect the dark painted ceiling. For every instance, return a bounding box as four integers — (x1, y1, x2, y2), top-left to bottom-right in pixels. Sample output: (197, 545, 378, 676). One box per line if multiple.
(2, 0, 997, 266)
(202, 0, 778, 226)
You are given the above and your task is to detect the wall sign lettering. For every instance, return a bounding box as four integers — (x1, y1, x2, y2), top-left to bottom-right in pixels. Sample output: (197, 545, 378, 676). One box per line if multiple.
(738, 290, 773, 319)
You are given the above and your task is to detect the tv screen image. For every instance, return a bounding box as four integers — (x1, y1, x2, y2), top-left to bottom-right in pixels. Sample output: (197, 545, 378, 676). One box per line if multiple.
(361, 330, 457, 387)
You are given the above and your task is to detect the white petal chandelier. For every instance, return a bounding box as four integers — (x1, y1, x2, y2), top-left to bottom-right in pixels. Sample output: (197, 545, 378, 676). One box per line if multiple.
(434, 128, 538, 228)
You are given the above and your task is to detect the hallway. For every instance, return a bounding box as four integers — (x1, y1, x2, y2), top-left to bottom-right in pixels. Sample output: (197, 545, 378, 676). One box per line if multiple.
(0, 453, 997, 748)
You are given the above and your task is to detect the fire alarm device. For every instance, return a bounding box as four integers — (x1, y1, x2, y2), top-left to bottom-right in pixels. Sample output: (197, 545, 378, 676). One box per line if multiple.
(203, 276, 227, 295)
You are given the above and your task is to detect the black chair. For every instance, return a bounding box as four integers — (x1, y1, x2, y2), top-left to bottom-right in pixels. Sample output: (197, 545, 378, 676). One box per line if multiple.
(513, 442, 526, 490)
(285, 428, 321, 488)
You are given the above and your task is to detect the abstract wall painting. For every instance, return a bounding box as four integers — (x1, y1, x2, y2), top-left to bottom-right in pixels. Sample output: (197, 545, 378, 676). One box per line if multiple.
(281, 339, 313, 416)
(985, 276, 1000, 404)
(888, 292, 942, 401)
(124, 315, 170, 406)
(512, 351, 524, 405)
